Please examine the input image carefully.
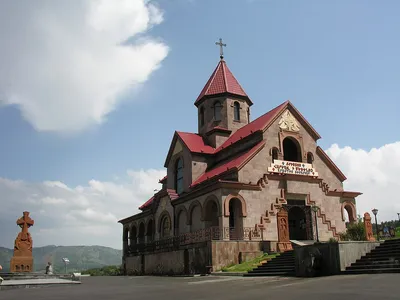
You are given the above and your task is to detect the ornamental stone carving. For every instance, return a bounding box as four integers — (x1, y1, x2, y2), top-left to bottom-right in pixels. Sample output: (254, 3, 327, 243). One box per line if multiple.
(278, 109, 300, 132)
(10, 211, 35, 273)
(277, 207, 293, 252)
(363, 212, 375, 241)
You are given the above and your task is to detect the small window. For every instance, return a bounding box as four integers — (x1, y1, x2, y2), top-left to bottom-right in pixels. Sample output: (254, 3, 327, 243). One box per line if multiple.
(200, 107, 205, 127)
(307, 152, 314, 164)
(214, 101, 222, 121)
(247, 108, 250, 122)
(175, 158, 184, 194)
(233, 102, 240, 121)
(272, 148, 279, 162)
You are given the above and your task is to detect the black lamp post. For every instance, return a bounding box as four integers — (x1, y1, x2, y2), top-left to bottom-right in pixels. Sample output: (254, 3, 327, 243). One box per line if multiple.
(372, 208, 379, 241)
(312, 205, 320, 243)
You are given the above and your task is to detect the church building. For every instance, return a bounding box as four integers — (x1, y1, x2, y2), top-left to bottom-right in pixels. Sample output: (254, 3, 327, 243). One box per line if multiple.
(119, 41, 362, 275)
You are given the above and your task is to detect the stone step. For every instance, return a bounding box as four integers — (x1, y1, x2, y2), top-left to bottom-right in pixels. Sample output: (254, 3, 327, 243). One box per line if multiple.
(244, 271, 296, 277)
(347, 263, 400, 270)
(342, 268, 400, 275)
(261, 258, 295, 264)
(366, 248, 400, 255)
(355, 258, 400, 265)
(260, 262, 295, 268)
(381, 239, 400, 244)
(370, 244, 400, 251)
(249, 266, 295, 273)
(358, 255, 400, 262)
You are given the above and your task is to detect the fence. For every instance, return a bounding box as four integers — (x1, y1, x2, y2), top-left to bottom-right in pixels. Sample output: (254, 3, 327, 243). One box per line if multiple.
(126, 226, 262, 256)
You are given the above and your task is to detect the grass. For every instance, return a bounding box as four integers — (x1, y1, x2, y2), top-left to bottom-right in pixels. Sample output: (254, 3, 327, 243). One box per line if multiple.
(220, 253, 278, 273)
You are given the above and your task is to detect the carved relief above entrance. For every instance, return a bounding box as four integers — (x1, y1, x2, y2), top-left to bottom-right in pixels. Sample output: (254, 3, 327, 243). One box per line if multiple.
(276, 207, 293, 252)
(278, 110, 300, 132)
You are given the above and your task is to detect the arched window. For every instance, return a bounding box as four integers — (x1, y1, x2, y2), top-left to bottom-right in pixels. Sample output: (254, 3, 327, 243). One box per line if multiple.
(160, 214, 171, 238)
(233, 102, 240, 121)
(247, 108, 250, 122)
(271, 147, 279, 162)
(307, 152, 314, 164)
(199, 106, 205, 127)
(175, 157, 184, 194)
(214, 101, 222, 121)
(283, 137, 302, 162)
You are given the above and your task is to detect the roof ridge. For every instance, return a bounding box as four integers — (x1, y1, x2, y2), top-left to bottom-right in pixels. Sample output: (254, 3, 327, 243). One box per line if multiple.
(221, 60, 228, 93)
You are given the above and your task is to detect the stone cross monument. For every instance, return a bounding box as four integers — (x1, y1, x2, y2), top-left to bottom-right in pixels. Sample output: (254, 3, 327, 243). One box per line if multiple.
(10, 211, 35, 273)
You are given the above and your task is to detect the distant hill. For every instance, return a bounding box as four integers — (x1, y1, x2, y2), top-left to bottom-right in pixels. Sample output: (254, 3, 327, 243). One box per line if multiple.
(0, 245, 122, 273)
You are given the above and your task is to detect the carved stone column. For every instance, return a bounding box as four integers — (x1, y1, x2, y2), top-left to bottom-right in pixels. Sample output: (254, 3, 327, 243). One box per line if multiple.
(277, 207, 293, 252)
(363, 212, 375, 241)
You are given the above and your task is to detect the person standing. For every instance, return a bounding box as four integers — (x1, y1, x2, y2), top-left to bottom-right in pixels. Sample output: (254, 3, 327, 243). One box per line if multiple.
(0, 265, 3, 284)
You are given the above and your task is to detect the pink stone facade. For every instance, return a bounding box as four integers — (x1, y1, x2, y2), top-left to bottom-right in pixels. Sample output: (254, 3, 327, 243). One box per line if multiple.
(119, 58, 361, 273)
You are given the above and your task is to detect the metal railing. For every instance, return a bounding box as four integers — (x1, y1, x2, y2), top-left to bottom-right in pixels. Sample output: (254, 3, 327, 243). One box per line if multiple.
(125, 226, 262, 256)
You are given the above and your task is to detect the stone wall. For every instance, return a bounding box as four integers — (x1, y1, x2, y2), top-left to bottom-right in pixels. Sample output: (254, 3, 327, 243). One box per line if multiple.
(124, 240, 264, 275)
(338, 241, 381, 271)
(124, 242, 210, 275)
(211, 240, 263, 271)
(294, 241, 382, 277)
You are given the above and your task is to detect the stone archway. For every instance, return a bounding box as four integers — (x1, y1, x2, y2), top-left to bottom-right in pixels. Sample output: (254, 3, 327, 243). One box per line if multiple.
(130, 225, 137, 247)
(341, 201, 357, 224)
(283, 137, 302, 162)
(146, 219, 154, 243)
(224, 194, 247, 240)
(176, 206, 189, 235)
(203, 196, 220, 229)
(189, 201, 203, 232)
(138, 222, 145, 244)
(158, 212, 172, 238)
(123, 227, 129, 254)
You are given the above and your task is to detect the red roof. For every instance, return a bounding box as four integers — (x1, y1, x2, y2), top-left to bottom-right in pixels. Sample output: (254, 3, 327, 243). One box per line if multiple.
(158, 176, 167, 183)
(139, 196, 154, 210)
(215, 101, 288, 152)
(139, 189, 179, 210)
(177, 131, 215, 154)
(191, 141, 266, 187)
(195, 60, 250, 105)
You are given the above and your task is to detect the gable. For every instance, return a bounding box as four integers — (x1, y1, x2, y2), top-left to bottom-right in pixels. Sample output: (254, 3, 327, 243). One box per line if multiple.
(172, 140, 184, 156)
(265, 103, 321, 141)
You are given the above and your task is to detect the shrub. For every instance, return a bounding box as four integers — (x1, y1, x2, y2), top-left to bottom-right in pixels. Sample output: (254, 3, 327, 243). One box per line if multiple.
(339, 221, 366, 241)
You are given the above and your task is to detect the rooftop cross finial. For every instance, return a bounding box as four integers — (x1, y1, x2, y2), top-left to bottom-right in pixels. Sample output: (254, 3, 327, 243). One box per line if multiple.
(215, 38, 226, 60)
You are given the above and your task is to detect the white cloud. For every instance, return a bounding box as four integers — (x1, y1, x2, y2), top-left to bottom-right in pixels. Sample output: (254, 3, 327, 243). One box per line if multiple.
(1, 142, 399, 250)
(0, 0, 169, 133)
(326, 141, 400, 222)
(0, 169, 166, 249)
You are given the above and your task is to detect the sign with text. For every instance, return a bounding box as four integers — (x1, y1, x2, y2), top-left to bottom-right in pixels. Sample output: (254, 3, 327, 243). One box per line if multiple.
(268, 160, 318, 177)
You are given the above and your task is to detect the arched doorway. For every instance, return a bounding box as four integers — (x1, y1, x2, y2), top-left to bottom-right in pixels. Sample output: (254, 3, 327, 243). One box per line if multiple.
(288, 206, 307, 240)
(176, 209, 188, 235)
(138, 223, 145, 244)
(130, 226, 137, 247)
(229, 198, 244, 240)
(159, 213, 171, 238)
(204, 199, 219, 229)
(283, 137, 302, 162)
(146, 220, 154, 243)
(189, 202, 202, 232)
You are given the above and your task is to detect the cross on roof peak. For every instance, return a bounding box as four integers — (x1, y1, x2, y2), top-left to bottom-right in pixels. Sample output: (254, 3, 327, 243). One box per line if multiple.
(215, 38, 226, 60)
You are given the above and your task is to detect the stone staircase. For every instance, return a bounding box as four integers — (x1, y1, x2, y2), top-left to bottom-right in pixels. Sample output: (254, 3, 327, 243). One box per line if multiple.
(244, 250, 296, 277)
(343, 239, 400, 274)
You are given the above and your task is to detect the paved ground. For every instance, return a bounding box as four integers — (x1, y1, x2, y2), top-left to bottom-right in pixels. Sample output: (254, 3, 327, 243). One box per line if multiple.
(1, 274, 399, 299)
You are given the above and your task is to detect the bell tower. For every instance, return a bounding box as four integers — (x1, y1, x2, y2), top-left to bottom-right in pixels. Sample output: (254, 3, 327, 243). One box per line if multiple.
(195, 39, 253, 148)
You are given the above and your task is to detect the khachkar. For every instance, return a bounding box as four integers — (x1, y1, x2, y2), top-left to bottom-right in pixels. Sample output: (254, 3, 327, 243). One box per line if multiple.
(10, 211, 35, 272)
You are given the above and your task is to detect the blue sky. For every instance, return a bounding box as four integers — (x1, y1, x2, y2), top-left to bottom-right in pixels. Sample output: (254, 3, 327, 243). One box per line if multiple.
(0, 0, 399, 248)
(2, 0, 399, 186)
